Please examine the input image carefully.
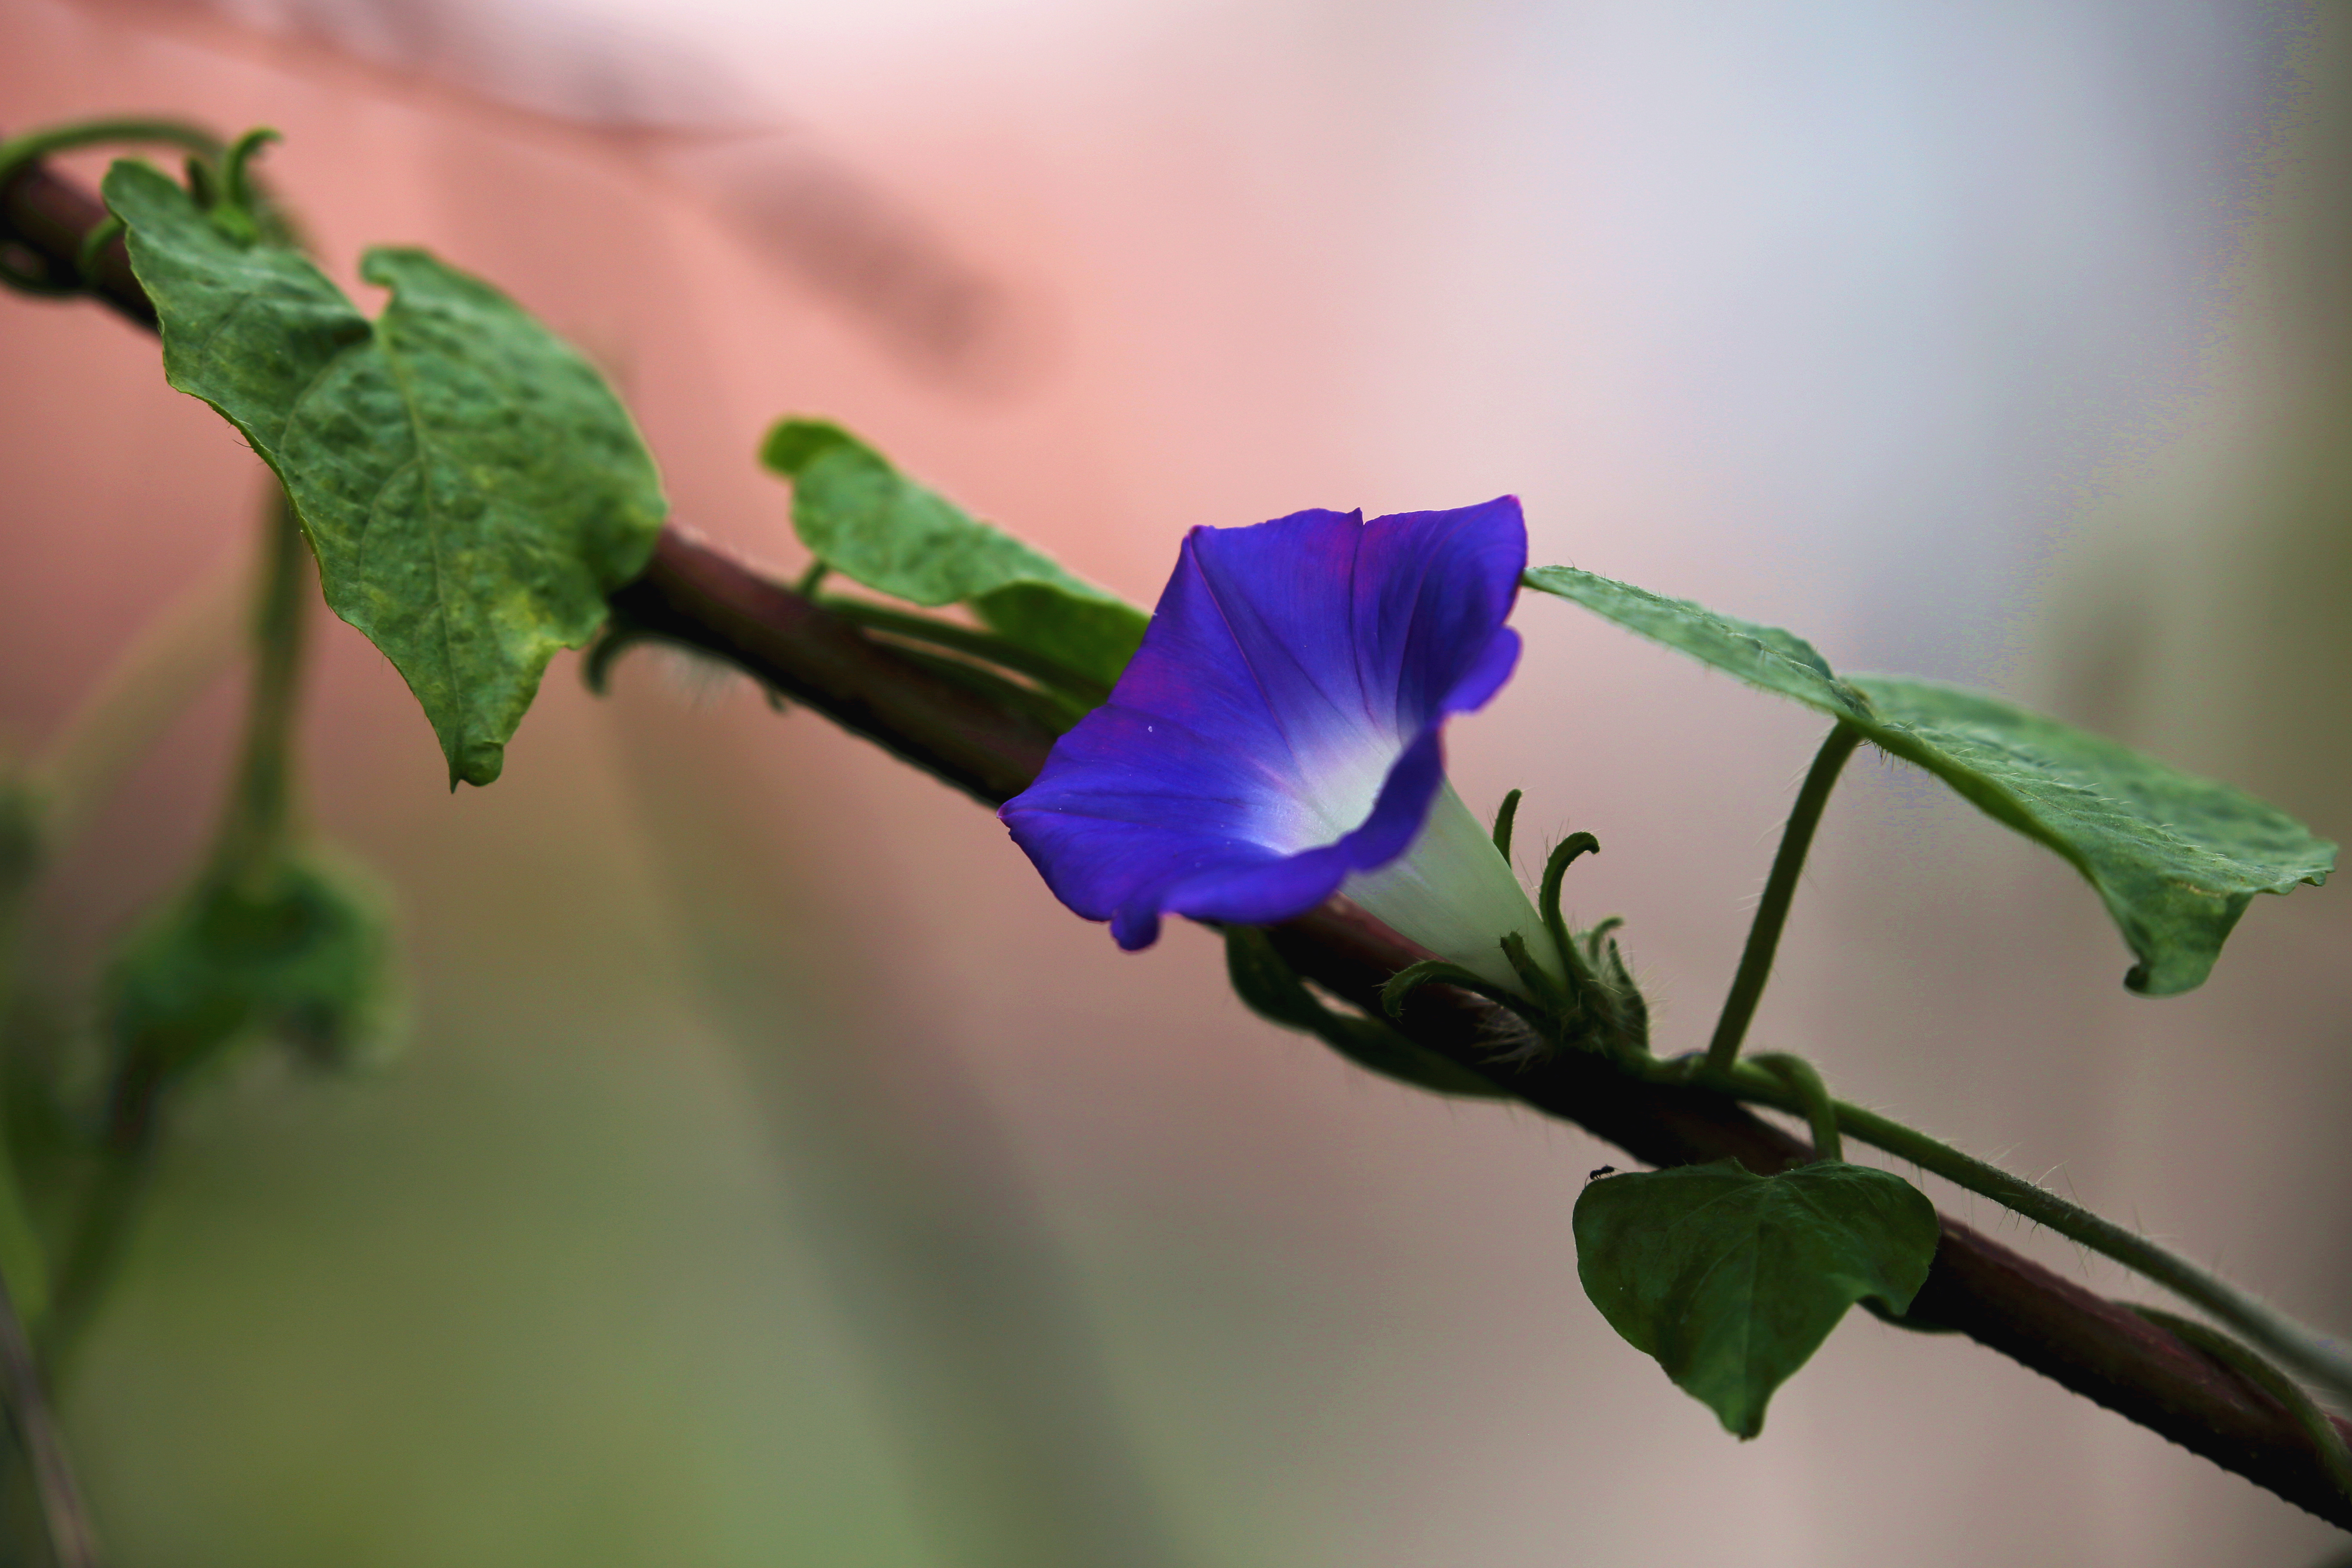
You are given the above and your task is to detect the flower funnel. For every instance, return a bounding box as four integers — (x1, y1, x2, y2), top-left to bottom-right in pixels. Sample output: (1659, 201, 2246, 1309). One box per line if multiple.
(999, 499, 1554, 992)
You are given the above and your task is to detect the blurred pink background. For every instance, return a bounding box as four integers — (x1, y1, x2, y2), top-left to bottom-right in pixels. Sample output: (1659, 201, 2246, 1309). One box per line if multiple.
(3, 0, 2349, 1563)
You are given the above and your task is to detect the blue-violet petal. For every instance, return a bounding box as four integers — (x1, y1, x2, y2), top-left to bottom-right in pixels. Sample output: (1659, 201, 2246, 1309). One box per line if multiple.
(1000, 498, 1532, 961)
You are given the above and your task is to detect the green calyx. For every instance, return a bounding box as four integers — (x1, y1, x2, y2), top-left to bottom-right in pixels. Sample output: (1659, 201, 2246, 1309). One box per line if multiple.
(1377, 800, 1649, 1064)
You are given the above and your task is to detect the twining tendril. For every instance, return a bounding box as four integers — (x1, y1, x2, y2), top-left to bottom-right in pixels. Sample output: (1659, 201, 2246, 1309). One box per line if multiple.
(2129, 1306, 2352, 1509)
(0, 118, 224, 295)
(1489, 787, 1523, 861)
(1378, 956, 1557, 1042)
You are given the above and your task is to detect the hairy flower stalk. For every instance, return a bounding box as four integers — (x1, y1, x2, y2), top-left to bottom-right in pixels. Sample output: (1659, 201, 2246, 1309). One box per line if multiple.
(1000, 499, 1558, 994)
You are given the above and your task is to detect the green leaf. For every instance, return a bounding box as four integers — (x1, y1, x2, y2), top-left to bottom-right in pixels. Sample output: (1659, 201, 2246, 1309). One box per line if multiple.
(106, 851, 398, 1082)
(1849, 677, 2334, 994)
(1574, 1159, 1939, 1438)
(1525, 565, 2337, 995)
(1223, 926, 1509, 1099)
(103, 159, 667, 787)
(762, 418, 1147, 691)
(1524, 566, 1874, 723)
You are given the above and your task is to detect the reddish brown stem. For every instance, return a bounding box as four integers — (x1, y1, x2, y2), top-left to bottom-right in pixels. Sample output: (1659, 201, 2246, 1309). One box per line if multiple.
(9, 152, 2349, 1529)
(0, 157, 151, 329)
(619, 500, 2352, 1528)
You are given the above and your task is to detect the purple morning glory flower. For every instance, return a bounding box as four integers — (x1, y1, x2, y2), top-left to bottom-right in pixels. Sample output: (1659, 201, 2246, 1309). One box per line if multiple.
(998, 498, 1557, 993)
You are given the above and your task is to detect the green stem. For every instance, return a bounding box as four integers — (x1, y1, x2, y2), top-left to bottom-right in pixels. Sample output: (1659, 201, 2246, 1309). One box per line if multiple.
(1836, 1096, 2352, 1408)
(0, 1106, 49, 1341)
(44, 491, 311, 1378)
(205, 490, 309, 887)
(1703, 722, 1862, 1073)
(71, 218, 124, 288)
(0, 535, 250, 1374)
(2132, 1307, 2352, 1507)
(38, 1138, 147, 1382)
(0, 1259, 97, 1568)
(1682, 1055, 2352, 1408)
(0, 118, 224, 295)
(0, 119, 224, 179)
(1749, 1052, 1841, 1161)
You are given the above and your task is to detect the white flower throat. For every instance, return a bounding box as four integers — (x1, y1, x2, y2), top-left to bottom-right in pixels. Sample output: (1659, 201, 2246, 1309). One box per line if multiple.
(1341, 783, 1562, 996)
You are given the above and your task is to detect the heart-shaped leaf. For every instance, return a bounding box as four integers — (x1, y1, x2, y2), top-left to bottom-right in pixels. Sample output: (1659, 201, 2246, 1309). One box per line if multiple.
(1574, 1159, 1939, 1437)
(104, 158, 667, 787)
(1525, 565, 2335, 995)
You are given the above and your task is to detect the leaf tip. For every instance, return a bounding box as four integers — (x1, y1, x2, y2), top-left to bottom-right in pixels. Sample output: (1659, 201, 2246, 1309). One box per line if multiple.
(449, 739, 505, 790)
(760, 417, 852, 476)
(355, 245, 432, 290)
(2122, 935, 2219, 998)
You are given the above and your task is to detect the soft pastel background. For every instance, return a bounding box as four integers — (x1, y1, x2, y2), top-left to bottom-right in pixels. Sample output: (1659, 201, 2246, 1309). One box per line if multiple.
(3, 1, 2349, 1564)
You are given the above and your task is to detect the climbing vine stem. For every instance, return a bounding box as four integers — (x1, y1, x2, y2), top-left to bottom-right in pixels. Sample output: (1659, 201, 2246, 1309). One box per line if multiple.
(0, 118, 224, 294)
(1748, 1052, 1841, 1162)
(1703, 721, 1864, 1074)
(2132, 1306, 2352, 1506)
(1663, 1051, 2352, 1407)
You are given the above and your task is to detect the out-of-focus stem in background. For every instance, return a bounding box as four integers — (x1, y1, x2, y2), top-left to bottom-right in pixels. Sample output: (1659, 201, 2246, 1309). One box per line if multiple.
(43, 492, 311, 1379)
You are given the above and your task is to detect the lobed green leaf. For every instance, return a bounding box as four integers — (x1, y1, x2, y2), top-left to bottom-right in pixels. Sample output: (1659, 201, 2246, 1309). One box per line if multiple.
(762, 418, 1147, 691)
(1574, 1159, 1939, 1438)
(103, 159, 668, 787)
(1524, 565, 2336, 995)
